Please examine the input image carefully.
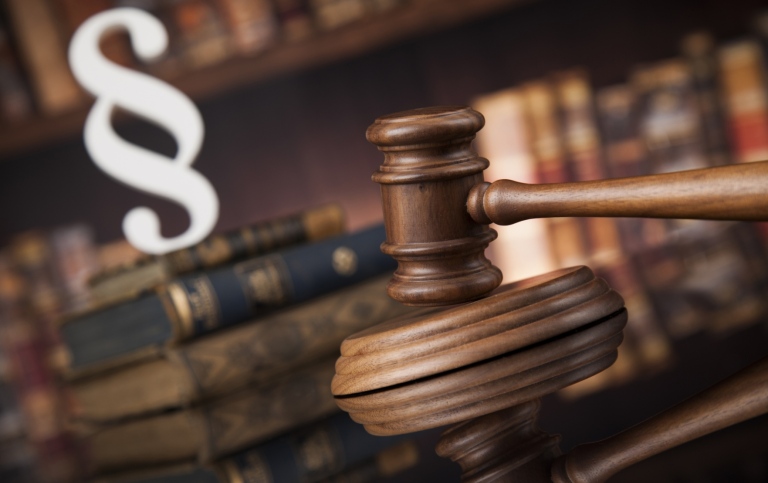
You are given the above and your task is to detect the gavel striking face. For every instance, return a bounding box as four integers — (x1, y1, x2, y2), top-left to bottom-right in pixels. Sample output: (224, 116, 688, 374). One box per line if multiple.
(332, 106, 768, 482)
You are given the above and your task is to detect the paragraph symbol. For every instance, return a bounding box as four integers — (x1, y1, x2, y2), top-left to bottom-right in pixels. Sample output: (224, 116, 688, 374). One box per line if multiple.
(69, 8, 219, 254)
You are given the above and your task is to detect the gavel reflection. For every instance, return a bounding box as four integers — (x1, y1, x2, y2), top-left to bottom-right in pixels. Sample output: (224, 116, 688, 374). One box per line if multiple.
(331, 106, 768, 482)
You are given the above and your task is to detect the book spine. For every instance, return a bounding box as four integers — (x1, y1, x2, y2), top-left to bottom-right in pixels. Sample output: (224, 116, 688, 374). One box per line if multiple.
(681, 32, 731, 166)
(472, 87, 555, 283)
(273, 0, 315, 42)
(167, 0, 234, 69)
(718, 40, 768, 164)
(0, 21, 32, 123)
(84, 360, 341, 473)
(523, 80, 589, 269)
(316, 440, 419, 483)
(161, 224, 394, 341)
(162, 203, 345, 275)
(215, 412, 412, 483)
(62, 225, 395, 371)
(215, 0, 279, 53)
(595, 84, 648, 255)
(718, 40, 768, 243)
(308, 0, 367, 31)
(4, 0, 83, 115)
(50, 0, 135, 67)
(67, 275, 415, 421)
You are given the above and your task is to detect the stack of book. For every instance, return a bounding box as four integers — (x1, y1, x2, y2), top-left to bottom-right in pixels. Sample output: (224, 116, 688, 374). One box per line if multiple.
(472, 15, 768, 399)
(55, 203, 423, 482)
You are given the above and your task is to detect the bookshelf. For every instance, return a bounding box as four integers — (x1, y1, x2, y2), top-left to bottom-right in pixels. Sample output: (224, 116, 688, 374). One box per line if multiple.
(0, 0, 533, 158)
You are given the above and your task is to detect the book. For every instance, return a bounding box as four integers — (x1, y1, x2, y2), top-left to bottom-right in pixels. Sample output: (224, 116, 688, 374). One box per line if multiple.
(680, 31, 731, 167)
(0, 21, 32, 123)
(308, 0, 367, 31)
(87, 203, 345, 307)
(4, 0, 83, 115)
(718, 40, 768, 164)
(92, 417, 417, 483)
(553, 70, 671, 396)
(522, 80, 589, 269)
(49, 224, 100, 315)
(273, 0, 315, 42)
(60, 224, 396, 373)
(471, 86, 555, 283)
(50, 0, 136, 67)
(78, 359, 341, 474)
(67, 275, 417, 421)
(171, 0, 234, 69)
(215, 0, 279, 53)
(718, 39, 768, 244)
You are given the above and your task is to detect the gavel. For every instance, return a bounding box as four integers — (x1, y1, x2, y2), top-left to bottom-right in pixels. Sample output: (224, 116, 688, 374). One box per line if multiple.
(331, 106, 768, 482)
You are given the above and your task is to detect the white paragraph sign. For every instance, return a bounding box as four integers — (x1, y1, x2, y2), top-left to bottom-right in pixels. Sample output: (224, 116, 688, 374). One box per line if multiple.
(69, 8, 219, 254)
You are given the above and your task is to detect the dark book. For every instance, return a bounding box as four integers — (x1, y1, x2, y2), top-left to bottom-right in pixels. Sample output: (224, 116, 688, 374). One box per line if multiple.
(87, 203, 344, 307)
(93, 415, 417, 483)
(0, 20, 31, 123)
(680, 31, 731, 167)
(67, 275, 417, 421)
(60, 224, 396, 372)
(78, 360, 341, 474)
(215, 0, 279, 52)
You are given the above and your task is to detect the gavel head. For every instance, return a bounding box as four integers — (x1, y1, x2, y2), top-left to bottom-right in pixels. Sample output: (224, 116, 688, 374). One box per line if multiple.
(367, 105, 501, 306)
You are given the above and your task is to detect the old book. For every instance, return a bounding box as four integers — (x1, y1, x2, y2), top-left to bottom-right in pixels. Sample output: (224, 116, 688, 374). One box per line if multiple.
(4, 0, 83, 115)
(94, 415, 416, 483)
(50, 0, 135, 67)
(595, 84, 649, 256)
(88, 203, 345, 307)
(553, 70, 671, 396)
(680, 31, 731, 167)
(472, 87, 555, 283)
(215, 0, 278, 53)
(273, 0, 315, 42)
(309, 0, 367, 31)
(522, 80, 589, 269)
(67, 275, 416, 421)
(0, 21, 32, 123)
(718, 39, 768, 243)
(49, 225, 100, 315)
(171, 0, 233, 68)
(61, 224, 395, 373)
(78, 360, 341, 474)
(718, 40, 768, 164)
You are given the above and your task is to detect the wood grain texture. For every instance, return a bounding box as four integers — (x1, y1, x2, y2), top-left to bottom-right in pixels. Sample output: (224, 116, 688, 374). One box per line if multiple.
(368, 106, 502, 306)
(332, 267, 627, 435)
(467, 162, 768, 225)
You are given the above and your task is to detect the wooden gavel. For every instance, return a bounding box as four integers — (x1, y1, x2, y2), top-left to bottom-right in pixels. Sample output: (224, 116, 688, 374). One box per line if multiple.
(332, 106, 768, 482)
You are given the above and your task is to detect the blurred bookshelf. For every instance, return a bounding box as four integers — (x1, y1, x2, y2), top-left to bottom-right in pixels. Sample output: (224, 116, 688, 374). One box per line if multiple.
(0, 0, 533, 158)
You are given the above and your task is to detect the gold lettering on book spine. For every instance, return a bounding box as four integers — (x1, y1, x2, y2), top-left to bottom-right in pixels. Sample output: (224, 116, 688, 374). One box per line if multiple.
(187, 276, 221, 330)
(236, 257, 291, 307)
(296, 426, 343, 476)
(219, 453, 274, 483)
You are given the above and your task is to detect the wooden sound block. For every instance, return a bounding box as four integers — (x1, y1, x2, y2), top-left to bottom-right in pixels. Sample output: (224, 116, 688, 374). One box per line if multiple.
(332, 266, 627, 436)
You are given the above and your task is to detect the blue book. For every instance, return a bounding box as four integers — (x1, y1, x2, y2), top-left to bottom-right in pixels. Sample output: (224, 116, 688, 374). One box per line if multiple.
(61, 225, 395, 372)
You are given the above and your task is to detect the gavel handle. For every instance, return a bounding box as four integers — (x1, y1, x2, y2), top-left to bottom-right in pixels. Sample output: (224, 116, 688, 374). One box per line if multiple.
(468, 161, 768, 225)
(550, 356, 768, 483)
